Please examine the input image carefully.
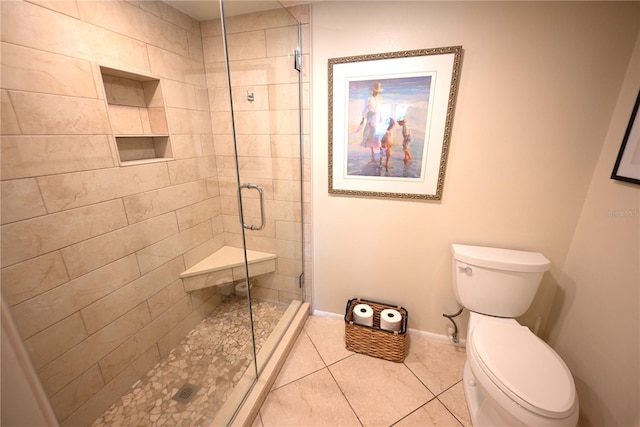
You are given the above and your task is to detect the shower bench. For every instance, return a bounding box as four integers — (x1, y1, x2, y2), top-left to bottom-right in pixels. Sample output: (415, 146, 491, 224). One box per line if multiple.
(179, 246, 277, 292)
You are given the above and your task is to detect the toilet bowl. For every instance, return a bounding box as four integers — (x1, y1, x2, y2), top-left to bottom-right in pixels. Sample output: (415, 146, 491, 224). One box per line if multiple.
(451, 244, 579, 427)
(464, 313, 578, 427)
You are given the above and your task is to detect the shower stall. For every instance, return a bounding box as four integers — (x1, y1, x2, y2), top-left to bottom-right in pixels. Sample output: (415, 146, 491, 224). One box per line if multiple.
(0, 0, 310, 425)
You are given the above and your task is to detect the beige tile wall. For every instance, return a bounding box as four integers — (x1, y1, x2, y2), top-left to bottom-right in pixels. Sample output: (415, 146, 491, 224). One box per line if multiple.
(1, 1, 213, 425)
(0, 1, 311, 425)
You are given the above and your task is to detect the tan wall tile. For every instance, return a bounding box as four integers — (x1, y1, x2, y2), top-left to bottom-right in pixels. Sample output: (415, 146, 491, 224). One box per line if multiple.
(1, 90, 21, 134)
(147, 279, 187, 319)
(123, 180, 208, 224)
(1, 1, 151, 74)
(266, 25, 298, 58)
(175, 198, 220, 231)
(49, 364, 104, 422)
(200, 134, 215, 156)
(147, 45, 205, 87)
(270, 109, 300, 135)
(266, 199, 302, 222)
(236, 156, 273, 179)
(167, 156, 215, 185)
(1, 199, 128, 268)
(270, 56, 300, 84)
(232, 259, 276, 279)
(162, 80, 199, 110)
(187, 30, 205, 62)
(210, 111, 234, 135)
(108, 104, 145, 134)
(273, 179, 301, 202)
(202, 35, 225, 64)
(37, 162, 170, 213)
(38, 302, 151, 397)
(148, 107, 169, 134)
(182, 234, 225, 269)
(200, 19, 222, 38)
(169, 133, 205, 159)
(81, 257, 184, 334)
(1, 251, 69, 307)
(209, 85, 231, 112)
(219, 195, 239, 216)
(59, 346, 159, 427)
(1, 178, 47, 224)
(25, 313, 88, 369)
(32, 1, 81, 18)
(274, 257, 303, 278)
(139, 0, 201, 35)
(224, 8, 297, 34)
(243, 235, 277, 254)
(101, 73, 143, 105)
(10, 255, 140, 338)
(10, 91, 110, 135)
(77, 1, 189, 58)
(1, 135, 114, 180)
(276, 237, 302, 260)
(204, 62, 228, 88)
(136, 221, 212, 274)
(236, 134, 272, 157)
(272, 158, 299, 180)
(233, 110, 271, 135)
(268, 83, 300, 110)
(99, 295, 191, 382)
(156, 295, 220, 358)
(61, 212, 178, 279)
(167, 107, 212, 134)
(1, 42, 97, 97)
(275, 220, 303, 242)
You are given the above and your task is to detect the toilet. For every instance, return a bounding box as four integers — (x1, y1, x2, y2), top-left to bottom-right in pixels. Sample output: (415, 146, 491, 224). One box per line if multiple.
(451, 244, 578, 427)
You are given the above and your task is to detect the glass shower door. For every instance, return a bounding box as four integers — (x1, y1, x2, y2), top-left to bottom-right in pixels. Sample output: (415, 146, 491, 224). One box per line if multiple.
(214, 0, 305, 423)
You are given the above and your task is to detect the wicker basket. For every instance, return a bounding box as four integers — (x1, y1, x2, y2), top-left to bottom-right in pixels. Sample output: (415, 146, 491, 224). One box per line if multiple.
(344, 298, 408, 362)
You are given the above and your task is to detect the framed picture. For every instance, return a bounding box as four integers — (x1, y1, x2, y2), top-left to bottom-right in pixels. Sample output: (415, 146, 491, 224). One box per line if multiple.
(328, 46, 462, 200)
(611, 90, 640, 185)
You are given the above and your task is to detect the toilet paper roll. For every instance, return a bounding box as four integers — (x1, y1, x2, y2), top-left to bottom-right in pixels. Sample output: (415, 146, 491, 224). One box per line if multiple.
(353, 304, 374, 327)
(380, 309, 402, 332)
(235, 281, 249, 297)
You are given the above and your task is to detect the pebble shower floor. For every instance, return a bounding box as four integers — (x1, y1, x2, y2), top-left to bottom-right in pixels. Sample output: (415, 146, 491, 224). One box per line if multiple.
(91, 296, 287, 426)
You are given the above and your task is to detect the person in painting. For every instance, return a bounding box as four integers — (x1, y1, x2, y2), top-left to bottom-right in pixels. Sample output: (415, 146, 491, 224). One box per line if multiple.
(379, 118, 395, 171)
(359, 82, 384, 163)
(398, 117, 414, 164)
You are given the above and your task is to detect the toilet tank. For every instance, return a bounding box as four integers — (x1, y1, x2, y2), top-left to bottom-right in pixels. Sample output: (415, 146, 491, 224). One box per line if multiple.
(451, 244, 551, 318)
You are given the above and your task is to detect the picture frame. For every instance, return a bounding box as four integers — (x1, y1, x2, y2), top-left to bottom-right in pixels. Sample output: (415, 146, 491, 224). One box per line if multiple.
(328, 46, 462, 200)
(611, 90, 640, 185)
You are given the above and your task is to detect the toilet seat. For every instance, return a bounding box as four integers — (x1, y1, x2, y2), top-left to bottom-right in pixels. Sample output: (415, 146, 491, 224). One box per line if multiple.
(470, 320, 576, 419)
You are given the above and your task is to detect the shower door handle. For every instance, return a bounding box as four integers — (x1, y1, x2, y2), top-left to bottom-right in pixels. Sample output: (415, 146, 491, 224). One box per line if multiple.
(239, 183, 266, 231)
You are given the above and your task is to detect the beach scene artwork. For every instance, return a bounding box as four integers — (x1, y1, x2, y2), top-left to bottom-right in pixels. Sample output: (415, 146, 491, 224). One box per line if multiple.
(345, 75, 433, 179)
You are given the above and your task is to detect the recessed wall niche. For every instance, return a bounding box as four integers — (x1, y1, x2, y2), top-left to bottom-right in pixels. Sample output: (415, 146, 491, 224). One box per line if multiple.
(100, 66, 173, 165)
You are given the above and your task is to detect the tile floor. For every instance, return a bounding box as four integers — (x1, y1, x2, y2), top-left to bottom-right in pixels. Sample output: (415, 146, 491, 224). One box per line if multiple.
(253, 315, 472, 427)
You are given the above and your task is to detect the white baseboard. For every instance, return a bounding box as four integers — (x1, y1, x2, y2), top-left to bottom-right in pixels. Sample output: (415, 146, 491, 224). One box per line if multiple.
(312, 309, 466, 348)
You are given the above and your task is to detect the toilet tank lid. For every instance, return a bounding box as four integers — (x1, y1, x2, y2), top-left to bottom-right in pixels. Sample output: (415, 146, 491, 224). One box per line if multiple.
(452, 244, 551, 273)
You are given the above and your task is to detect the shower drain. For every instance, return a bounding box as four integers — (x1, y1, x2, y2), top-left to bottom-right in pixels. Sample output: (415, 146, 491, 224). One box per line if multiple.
(172, 383, 201, 405)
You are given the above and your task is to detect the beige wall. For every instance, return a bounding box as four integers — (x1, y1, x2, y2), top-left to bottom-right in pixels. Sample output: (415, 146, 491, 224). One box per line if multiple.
(0, 1, 309, 426)
(547, 33, 640, 427)
(310, 1, 639, 426)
